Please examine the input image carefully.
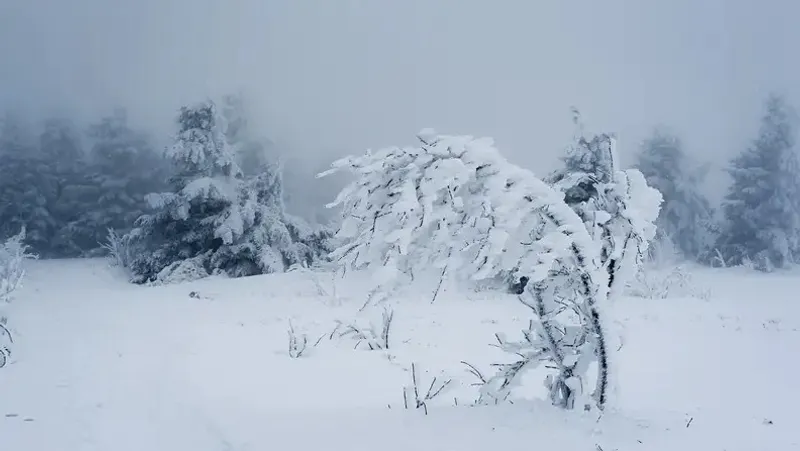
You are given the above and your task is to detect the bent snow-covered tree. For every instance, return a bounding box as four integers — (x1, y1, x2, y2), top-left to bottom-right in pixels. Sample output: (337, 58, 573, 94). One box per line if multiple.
(319, 129, 658, 410)
(547, 112, 661, 299)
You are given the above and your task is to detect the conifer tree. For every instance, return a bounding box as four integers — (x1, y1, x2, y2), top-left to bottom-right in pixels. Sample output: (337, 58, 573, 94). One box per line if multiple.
(717, 94, 800, 270)
(37, 117, 91, 256)
(128, 100, 330, 283)
(0, 113, 55, 253)
(635, 128, 715, 260)
(128, 100, 245, 282)
(82, 108, 167, 246)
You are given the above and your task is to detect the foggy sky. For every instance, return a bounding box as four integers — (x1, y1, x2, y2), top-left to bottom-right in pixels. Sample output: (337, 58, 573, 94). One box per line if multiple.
(1, 0, 799, 198)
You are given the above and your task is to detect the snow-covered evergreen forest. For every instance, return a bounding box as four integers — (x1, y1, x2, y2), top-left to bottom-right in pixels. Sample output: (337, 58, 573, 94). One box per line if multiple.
(3, 2, 800, 449)
(3, 93, 799, 275)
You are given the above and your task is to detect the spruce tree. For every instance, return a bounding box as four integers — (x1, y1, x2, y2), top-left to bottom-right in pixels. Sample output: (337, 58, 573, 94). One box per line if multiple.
(220, 93, 274, 176)
(39, 118, 106, 256)
(128, 100, 244, 282)
(635, 128, 715, 261)
(82, 108, 167, 247)
(0, 113, 55, 253)
(717, 94, 800, 270)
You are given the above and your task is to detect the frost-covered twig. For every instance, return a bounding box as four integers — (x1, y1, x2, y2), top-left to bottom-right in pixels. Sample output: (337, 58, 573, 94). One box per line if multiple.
(336, 308, 394, 350)
(461, 360, 487, 386)
(461, 360, 512, 405)
(402, 363, 452, 414)
(711, 248, 728, 268)
(287, 321, 309, 358)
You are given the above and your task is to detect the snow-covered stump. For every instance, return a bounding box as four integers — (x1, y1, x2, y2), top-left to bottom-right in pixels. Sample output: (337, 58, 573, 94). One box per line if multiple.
(319, 129, 653, 411)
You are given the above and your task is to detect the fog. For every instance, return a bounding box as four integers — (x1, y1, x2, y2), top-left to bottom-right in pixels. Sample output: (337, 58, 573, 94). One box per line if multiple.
(2, 0, 799, 202)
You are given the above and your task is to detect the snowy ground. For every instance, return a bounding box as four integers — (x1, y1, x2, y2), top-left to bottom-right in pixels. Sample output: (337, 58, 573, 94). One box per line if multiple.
(1, 259, 799, 450)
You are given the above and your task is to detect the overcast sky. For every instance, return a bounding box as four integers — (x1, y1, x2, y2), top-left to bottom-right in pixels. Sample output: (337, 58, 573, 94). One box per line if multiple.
(1, 0, 798, 200)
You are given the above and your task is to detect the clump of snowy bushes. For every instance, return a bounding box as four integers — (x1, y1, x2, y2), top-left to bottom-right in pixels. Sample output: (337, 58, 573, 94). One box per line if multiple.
(0, 229, 34, 368)
(320, 123, 660, 411)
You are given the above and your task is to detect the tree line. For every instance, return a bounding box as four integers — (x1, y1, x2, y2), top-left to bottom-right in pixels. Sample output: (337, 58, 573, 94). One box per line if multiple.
(2, 93, 799, 274)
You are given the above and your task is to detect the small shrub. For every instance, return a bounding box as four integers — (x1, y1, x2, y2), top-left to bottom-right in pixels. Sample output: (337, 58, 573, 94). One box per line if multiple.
(287, 321, 309, 358)
(0, 229, 35, 368)
(335, 308, 394, 350)
(101, 228, 135, 269)
(627, 264, 710, 300)
(402, 363, 452, 414)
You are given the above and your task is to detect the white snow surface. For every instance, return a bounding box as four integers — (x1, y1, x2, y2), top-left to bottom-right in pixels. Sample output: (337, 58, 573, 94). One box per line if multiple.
(1, 259, 799, 450)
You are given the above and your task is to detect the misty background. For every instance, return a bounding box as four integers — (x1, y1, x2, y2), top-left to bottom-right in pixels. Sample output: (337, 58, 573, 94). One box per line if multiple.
(1, 0, 798, 215)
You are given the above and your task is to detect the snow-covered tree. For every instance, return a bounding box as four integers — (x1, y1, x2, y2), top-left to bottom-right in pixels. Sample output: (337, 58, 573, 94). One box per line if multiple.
(0, 116, 95, 257)
(320, 129, 661, 410)
(220, 93, 275, 176)
(716, 94, 800, 270)
(39, 117, 84, 174)
(208, 161, 333, 278)
(0, 114, 86, 257)
(547, 111, 661, 299)
(1, 110, 168, 258)
(127, 100, 247, 282)
(36, 117, 99, 256)
(216, 95, 333, 273)
(0, 229, 33, 368)
(0, 113, 56, 253)
(128, 100, 330, 283)
(79, 108, 167, 252)
(635, 128, 715, 261)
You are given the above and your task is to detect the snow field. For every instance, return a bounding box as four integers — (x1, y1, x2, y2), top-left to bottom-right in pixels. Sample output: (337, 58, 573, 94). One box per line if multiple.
(1, 259, 798, 450)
